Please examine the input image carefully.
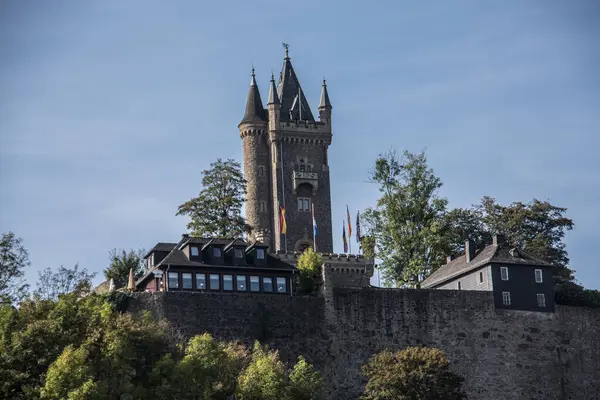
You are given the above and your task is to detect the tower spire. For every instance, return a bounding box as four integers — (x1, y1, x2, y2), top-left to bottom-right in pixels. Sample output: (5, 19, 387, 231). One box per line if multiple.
(239, 67, 267, 126)
(268, 72, 280, 105)
(319, 79, 332, 109)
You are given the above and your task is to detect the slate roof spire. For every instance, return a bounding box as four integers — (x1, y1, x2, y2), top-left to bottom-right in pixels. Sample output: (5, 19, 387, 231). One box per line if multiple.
(277, 49, 315, 122)
(240, 67, 267, 125)
(319, 79, 332, 109)
(268, 72, 280, 105)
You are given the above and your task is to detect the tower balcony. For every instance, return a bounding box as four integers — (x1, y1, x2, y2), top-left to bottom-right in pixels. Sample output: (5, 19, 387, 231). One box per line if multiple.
(292, 171, 318, 195)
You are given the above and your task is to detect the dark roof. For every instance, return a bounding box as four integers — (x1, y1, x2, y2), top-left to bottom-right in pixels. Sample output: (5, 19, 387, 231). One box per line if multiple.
(239, 70, 267, 125)
(144, 242, 177, 259)
(318, 79, 332, 109)
(277, 56, 315, 122)
(422, 244, 552, 288)
(267, 74, 280, 105)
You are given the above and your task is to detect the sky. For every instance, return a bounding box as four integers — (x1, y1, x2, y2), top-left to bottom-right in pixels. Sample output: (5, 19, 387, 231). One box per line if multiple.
(1, 0, 599, 290)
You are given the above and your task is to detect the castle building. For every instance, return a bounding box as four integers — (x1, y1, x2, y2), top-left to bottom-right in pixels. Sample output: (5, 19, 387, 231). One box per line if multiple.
(421, 234, 555, 312)
(239, 48, 333, 254)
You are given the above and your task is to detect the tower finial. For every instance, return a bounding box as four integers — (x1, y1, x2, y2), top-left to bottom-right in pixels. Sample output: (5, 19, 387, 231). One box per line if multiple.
(319, 77, 332, 110)
(282, 42, 290, 58)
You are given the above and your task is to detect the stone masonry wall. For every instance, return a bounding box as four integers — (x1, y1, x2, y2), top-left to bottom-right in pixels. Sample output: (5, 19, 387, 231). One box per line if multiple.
(127, 290, 600, 399)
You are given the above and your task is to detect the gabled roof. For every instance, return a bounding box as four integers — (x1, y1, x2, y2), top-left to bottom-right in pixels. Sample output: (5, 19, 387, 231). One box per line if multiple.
(144, 242, 177, 259)
(239, 69, 267, 125)
(421, 244, 552, 288)
(277, 56, 315, 122)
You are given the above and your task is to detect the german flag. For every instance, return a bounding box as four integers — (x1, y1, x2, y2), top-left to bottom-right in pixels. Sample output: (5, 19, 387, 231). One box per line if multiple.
(279, 204, 287, 235)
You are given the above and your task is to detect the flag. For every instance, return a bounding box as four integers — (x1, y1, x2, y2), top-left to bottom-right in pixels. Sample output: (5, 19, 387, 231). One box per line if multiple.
(342, 223, 348, 253)
(346, 205, 352, 238)
(356, 210, 361, 243)
(312, 203, 318, 237)
(127, 268, 135, 291)
(279, 204, 287, 235)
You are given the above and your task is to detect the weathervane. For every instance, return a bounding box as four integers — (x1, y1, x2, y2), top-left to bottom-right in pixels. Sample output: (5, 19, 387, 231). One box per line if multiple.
(282, 42, 290, 57)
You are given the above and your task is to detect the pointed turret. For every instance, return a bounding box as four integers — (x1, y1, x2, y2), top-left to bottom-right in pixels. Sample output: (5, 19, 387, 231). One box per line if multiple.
(267, 73, 280, 105)
(318, 79, 332, 125)
(277, 51, 315, 122)
(239, 68, 267, 126)
(319, 79, 332, 109)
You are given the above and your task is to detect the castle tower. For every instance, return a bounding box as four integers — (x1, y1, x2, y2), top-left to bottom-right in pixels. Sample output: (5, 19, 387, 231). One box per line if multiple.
(240, 49, 334, 253)
(239, 69, 271, 240)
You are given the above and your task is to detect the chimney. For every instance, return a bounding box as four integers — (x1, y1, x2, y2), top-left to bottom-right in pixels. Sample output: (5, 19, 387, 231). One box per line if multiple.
(446, 255, 454, 264)
(493, 234, 506, 246)
(465, 239, 476, 263)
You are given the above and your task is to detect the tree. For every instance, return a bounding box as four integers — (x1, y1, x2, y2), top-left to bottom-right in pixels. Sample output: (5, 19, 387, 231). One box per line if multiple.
(0, 232, 30, 304)
(177, 158, 251, 238)
(33, 264, 96, 301)
(288, 356, 323, 400)
(296, 248, 323, 294)
(362, 150, 448, 287)
(104, 248, 146, 288)
(361, 347, 465, 400)
(236, 342, 288, 400)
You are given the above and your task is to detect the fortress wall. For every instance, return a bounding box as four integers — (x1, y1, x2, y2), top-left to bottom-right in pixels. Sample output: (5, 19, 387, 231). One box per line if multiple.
(127, 290, 600, 400)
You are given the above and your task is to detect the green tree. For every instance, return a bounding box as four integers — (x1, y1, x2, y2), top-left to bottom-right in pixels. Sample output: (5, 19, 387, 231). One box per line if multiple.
(236, 342, 287, 400)
(288, 356, 323, 400)
(177, 158, 251, 238)
(361, 347, 465, 400)
(363, 150, 448, 287)
(33, 264, 96, 301)
(104, 248, 146, 288)
(296, 248, 323, 294)
(0, 232, 30, 304)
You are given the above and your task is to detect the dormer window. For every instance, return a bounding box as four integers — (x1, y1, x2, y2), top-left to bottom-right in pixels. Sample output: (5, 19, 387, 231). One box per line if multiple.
(191, 246, 199, 257)
(213, 247, 222, 258)
(256, 248, 265, 260)
(235, 248, 244, 259)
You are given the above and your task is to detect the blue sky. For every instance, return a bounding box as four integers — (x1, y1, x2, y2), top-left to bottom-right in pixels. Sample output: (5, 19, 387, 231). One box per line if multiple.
(1, 1, 599, 290)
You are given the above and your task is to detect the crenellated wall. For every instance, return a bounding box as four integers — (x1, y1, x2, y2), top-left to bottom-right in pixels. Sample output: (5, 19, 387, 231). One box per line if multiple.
(127, 288, 600, 399)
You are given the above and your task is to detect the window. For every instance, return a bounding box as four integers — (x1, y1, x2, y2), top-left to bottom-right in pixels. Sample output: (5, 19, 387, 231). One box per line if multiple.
(479, 271, 484, 284)
(237, 275, 246, 291)
(223, 274, 233, 291)
(250, 276, 260, 292)
(182, 273, 192, 289)
(298, 197, 310, 212)
(502, 291, 511, 306)
(196, 273, 206, 289)
(213, 247, 222, 258)
(535, 269, 543, 283)
(191, 246, 199, 257)
(263, 277, 273, 292)
(235, 248, 244, 259)
(256, 248, 265, 260)
(259, 166, 265, 177)
(260, 201, 267, 213)
(537, 293, 546, 307)
(306, 165, 312, 172)
(277, 277, 287, 293)
(457, 281, 461, 290)
(210, 274, 220, 290)
(168, 272, 179, 289)
(299, 164, 306, 172)
(500, 267, 509, 281)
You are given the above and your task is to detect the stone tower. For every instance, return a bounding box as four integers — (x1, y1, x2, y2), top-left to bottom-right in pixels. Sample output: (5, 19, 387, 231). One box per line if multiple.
(239, 49, 333, 253)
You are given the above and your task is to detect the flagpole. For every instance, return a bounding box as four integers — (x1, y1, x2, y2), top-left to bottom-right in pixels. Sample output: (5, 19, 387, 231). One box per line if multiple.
(280, 138, 287, 254)
(312, 204, 316, 252)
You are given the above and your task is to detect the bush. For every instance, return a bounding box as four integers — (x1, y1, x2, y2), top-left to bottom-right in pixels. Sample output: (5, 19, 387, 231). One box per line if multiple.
(296, 248, 323, 294)
(555, 282, 600, 308)
(361, 347, 465, 400)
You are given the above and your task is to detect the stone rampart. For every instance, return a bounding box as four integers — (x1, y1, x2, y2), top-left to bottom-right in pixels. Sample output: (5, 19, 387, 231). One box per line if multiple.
(127, 289, 600, 399)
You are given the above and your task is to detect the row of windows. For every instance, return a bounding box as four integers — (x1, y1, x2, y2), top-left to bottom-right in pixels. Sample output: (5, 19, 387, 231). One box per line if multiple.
(167, 272, 287, 293)
(260, 198, 313, 213)
(189, 246, 264, 260)
(501, 292, 546, 307)
(499, 267, 544, 283)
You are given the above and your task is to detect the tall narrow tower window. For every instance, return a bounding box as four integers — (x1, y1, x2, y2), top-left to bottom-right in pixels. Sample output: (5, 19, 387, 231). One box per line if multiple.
(259, 201, 267, 213)
(258, 166, 265, 177)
